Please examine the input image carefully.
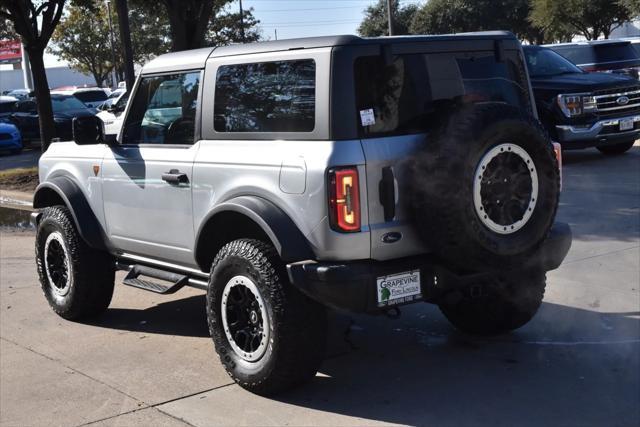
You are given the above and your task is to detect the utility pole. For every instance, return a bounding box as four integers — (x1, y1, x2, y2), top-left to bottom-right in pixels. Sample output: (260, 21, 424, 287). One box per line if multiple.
(274, 29, 277, 40)
(105, 0, 119, 89)
(115, 0, 135, 91)
(386, 0, 394, 36)
(239, 0, 246, 43)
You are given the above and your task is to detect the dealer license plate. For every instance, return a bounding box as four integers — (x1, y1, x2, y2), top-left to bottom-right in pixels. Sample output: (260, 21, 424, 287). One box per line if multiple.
(620, 118, 634, 131)
(376, 270, 422, 307)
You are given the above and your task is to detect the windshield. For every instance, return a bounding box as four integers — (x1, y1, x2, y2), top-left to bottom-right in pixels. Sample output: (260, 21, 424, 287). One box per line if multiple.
(51, 96, 88, 112)
(524, 47, 583, 77)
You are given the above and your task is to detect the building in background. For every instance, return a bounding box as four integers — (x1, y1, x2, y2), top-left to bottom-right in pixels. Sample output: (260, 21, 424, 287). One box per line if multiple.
(0, 66, 95, 93)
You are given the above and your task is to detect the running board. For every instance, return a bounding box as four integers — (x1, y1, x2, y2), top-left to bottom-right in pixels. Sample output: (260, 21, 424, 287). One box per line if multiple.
(122, 264, 188, 294)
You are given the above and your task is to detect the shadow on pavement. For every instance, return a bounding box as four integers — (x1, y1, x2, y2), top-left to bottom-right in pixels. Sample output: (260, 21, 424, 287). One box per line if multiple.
(92, 294, 640, 426)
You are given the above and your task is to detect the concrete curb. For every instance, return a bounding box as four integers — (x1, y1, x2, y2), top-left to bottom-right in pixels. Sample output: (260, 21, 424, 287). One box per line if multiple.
(0, 189, 34, 211)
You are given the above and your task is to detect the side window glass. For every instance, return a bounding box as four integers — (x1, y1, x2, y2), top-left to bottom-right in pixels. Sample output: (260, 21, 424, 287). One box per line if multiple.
(214, 59, 315, 133)
(122, 72, 200, 145)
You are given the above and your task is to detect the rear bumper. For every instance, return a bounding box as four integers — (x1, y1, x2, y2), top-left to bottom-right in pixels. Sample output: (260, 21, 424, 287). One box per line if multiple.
(288, 222, 572, 314)
(556, 114, 640, 148)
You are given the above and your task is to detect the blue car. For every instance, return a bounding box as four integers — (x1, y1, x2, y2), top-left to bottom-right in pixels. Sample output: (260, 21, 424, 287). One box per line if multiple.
(0, 121, 23, 154)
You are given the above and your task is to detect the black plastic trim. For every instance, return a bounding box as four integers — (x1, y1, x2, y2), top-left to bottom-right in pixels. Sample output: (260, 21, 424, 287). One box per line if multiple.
(194, 195, 315, 270)
(288, 222, 572, 314)
(33, 176, 110, 251)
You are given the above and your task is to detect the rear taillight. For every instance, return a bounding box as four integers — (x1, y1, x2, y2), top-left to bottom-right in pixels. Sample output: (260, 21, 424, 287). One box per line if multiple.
(328, 167, 361, 232)
(552, 142, 563, 191)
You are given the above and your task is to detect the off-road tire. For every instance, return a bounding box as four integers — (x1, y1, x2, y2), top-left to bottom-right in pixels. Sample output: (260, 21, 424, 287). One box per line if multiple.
(35, 206, 115, 320)
(410, 103, 560, 271)
(597, 139, 635, 155)
(439, 271, 546, 335)
(207, 239, 327, 396)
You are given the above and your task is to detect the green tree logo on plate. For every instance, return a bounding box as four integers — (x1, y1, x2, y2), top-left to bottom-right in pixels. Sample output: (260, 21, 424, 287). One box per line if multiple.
(380, 286, 390, 301)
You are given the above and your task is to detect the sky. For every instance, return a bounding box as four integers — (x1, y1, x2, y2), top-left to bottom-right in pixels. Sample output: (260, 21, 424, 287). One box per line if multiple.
(242, 0, 425, 41)
(35, 0, 426, 67)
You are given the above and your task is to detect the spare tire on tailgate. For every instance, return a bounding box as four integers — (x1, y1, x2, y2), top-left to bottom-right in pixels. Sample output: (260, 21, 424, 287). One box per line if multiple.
(410, 103, 560, 272)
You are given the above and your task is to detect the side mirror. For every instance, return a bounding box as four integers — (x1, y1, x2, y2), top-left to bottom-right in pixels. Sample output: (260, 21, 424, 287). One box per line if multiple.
(73, 115, 105, 145)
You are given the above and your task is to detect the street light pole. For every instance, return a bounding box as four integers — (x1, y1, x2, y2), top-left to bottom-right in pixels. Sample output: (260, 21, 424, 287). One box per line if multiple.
(115, 0, 135, 91)
(386, 0, 394, 36)
(239, 0, 246, 43)
(105, 0, 119, 89)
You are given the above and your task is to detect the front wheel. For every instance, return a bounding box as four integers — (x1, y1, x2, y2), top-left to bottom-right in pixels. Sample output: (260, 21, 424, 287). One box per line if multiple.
(35, 206, 115, 320)
(438, 271, 546, 336)
(207, 239, 327, 395)
(597, 140, 635, 155)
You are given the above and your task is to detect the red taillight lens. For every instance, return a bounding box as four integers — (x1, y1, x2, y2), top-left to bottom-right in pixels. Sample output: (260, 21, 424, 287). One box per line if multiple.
(328, 167, 361, 232)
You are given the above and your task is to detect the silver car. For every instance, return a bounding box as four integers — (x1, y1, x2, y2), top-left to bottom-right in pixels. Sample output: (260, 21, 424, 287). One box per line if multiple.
(32, 33, 571, 395)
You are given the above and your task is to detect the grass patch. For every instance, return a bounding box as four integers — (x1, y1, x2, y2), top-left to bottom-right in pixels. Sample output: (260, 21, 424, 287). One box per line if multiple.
(0, 167, 39, 192)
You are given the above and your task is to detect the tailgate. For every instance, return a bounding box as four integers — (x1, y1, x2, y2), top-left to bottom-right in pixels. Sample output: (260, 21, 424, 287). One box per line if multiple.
(360, 134, 428, 260)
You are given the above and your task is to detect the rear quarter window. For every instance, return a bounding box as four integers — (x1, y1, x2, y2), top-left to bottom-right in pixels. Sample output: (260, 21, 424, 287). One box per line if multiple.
(354, 51, 530, 137)
(214, 59, 316, 133)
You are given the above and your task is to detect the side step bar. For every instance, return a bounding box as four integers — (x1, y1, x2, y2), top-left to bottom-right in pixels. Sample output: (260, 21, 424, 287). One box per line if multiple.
(122, 264, 189, 294)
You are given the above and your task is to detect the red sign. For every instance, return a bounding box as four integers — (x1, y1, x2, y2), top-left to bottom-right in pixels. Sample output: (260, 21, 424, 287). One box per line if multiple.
(0, 40, 22, 64)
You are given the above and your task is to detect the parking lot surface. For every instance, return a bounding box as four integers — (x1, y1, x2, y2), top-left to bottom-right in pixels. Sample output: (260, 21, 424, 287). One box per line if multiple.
(1, 147, 638, 427)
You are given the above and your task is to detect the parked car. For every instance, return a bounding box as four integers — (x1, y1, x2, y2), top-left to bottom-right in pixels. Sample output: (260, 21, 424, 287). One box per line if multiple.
(32, 33, 570, 395)
(546, 39, 640, 79)
(524, 45, 639, 154)
(9, 94, 96, 143)
(4, 88, 33, 100)
(0, 120, 22, 154)
(51, 87, 110, 109)
(96, 91, 129, 135)
(0, 95, 19, 121)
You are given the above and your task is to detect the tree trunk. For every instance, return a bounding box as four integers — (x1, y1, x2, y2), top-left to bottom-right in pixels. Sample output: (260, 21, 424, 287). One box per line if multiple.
(28, 50, 56, 152)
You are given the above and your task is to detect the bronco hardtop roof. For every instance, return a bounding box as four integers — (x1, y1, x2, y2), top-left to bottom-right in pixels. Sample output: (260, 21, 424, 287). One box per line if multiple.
(142, 31, 518, 74)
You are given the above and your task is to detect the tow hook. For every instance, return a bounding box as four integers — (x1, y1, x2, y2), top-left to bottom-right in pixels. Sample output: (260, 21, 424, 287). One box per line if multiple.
(385, 306, 401, 319)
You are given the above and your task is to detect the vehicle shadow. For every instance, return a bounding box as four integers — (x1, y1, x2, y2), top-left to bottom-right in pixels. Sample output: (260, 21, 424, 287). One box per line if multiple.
(93, 294, 639, 426)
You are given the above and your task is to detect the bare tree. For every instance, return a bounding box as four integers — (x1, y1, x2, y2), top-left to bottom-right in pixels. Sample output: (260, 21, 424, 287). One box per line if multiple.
(0, 0, 65, 152)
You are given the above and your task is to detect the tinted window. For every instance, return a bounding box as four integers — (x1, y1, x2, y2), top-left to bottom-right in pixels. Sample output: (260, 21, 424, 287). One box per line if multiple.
(51, 96, 87, 112)
(354, 52, 530, 137)
(74, 91, 108, 103)
(524, 47, 583, 77)
(0, 101, 16, 114)
(214, 59, 315, 133)
(553, 43, 639, 64)
(122, 72, 200, 145)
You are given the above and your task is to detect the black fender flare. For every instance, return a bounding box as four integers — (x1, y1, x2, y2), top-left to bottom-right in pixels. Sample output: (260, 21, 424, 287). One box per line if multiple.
(33, 176, 110, 251)
(194, 196, 315, 269)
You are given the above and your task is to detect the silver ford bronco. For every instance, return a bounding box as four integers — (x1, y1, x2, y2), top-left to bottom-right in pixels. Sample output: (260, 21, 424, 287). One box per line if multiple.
(32, 32, 572, 395)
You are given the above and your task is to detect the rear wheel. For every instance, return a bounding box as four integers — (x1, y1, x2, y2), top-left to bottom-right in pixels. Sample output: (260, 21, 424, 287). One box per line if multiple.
(597, 139, 635, 155)
(207, 239, 327, 395)
(438, 271, 546, 336)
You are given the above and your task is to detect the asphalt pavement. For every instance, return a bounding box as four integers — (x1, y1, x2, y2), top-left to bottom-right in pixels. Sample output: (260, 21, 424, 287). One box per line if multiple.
(0, 149, 40, 171)
(0, 146, 638, 427)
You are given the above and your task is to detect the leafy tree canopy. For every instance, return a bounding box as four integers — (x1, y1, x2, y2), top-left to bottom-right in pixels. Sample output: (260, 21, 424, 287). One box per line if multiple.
(358, 0, 419, 36)
(530, 0, 637, 40)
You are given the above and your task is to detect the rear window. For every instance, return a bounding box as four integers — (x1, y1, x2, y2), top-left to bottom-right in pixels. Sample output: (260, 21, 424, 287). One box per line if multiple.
(354, 52, 530, 137)
(74, 90, 108, 103)
(214, 59, 315, 133)
(552, 44, 639, 65)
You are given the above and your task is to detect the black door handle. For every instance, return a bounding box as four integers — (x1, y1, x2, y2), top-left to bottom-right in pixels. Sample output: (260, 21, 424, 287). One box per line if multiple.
(162, 169, 189, 185)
